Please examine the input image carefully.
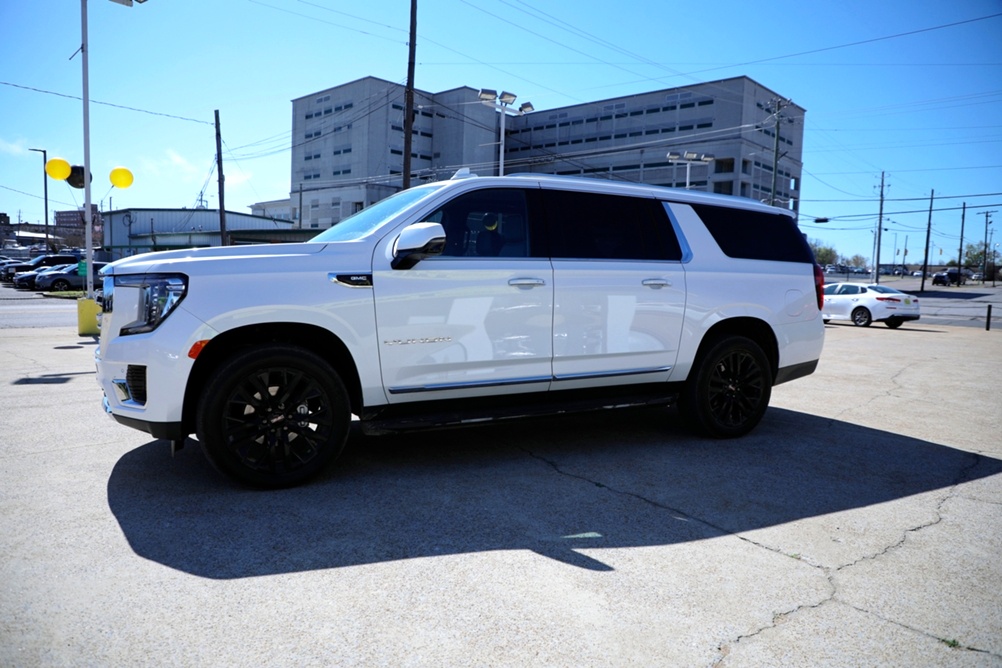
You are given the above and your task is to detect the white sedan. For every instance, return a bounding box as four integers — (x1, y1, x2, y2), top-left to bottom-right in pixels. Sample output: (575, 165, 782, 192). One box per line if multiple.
(822, 283, 921, 328)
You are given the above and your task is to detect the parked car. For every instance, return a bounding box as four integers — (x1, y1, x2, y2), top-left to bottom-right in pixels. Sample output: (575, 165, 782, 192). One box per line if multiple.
(1, 253, 80, 283)
(912, 270, 924, 277)
(12, 264, 74, 290)
(34, 262, 108, 291)
(822, 283, 920, 328)
(932, 268, 965, 286)
(97, 171, 826, 488)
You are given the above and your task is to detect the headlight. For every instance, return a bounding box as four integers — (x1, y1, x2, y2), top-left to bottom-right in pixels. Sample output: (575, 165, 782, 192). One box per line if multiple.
(114, 273, 188, 335)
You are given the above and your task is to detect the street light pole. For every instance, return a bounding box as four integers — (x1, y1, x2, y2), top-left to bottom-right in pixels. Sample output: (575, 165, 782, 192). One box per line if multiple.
(666, 151, 715, 190)
(81, 0, 95, 298)
(479, 90, 533, 177)
(28, 148, 49, 251)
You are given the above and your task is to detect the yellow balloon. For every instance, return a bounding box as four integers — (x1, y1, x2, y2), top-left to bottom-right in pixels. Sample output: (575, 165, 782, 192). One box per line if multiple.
(45, 158, 72, 181)
(110, 166, 134, 189)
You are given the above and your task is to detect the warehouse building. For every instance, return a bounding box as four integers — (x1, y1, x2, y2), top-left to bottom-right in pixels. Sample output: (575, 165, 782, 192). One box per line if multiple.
(100, 208, 302, 260)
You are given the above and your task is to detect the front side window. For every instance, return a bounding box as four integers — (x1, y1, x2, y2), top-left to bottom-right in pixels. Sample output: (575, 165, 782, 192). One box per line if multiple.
(310, 184, 446, 242)
(422, 188, 531, 258)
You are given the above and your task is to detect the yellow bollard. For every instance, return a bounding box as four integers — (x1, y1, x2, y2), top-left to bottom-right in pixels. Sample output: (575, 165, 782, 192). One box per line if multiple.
(77, 298, 101, 336)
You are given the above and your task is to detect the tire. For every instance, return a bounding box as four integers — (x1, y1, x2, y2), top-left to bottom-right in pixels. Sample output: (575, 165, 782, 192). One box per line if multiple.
(823, 319, 831, 324)
(51, 279, 71, 291)
(851, 307, 872, 327)
(885, 318, 903, 329)
(679, 335, 773, 439)
(196, 345, 351, 488)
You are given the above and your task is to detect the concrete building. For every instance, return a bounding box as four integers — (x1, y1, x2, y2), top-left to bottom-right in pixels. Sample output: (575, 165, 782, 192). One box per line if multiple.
(259, 75, 804, 230)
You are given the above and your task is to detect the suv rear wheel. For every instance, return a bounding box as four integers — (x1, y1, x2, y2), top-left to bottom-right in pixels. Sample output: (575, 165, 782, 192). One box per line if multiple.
(679, 335, 772, 438)
(196, 345, 351, 488)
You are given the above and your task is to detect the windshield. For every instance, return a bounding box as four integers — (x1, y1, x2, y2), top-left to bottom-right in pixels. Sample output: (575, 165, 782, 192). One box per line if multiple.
(868, 285, 904, 294)
(310, 183, 448, 243)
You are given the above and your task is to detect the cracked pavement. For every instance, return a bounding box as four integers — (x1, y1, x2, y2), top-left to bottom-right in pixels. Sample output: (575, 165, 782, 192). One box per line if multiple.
(1, 319, 1000, 666)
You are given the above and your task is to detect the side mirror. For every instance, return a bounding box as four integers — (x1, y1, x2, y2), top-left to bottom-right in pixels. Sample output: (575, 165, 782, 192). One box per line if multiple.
(391, 222, 447, 270)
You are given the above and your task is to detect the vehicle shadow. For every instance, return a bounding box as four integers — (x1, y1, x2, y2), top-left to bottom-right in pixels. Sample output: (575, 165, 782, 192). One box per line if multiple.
(106, 408, 1002, 579)
(824, 323, 947, 334)
(916, 288, 992, 300)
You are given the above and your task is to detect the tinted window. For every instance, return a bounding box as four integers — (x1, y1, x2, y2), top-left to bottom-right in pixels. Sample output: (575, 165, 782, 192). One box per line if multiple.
(543, 190, 682, 261)
(423, 188, 531, 258)
(689, 203, 813, 263)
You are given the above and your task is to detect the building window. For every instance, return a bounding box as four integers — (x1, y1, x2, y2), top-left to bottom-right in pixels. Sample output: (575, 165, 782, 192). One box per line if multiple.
(713, 181, 734, 195)
(714, 158, 735, 174)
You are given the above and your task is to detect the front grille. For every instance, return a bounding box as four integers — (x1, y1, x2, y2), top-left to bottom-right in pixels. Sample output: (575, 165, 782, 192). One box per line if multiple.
(126, 365, 148, 405)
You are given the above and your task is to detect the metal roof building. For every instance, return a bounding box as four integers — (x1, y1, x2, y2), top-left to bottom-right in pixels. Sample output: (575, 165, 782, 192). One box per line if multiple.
(100, 208, 309, 260)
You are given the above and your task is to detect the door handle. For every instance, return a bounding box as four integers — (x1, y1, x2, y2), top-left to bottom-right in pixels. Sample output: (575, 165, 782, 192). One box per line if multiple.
(642, 278, 671, 289)
(508, 277, 546, 289)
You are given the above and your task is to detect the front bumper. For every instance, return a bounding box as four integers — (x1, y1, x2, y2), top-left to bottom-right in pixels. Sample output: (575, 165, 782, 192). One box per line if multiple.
(96, 304, 217, 434)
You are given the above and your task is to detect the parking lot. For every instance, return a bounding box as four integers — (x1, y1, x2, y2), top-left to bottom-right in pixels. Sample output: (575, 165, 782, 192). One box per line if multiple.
(1, 288, 1000, 666)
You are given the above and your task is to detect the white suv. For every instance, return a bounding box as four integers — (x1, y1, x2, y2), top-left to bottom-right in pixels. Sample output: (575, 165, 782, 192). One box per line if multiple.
(97, 172, 825, 487)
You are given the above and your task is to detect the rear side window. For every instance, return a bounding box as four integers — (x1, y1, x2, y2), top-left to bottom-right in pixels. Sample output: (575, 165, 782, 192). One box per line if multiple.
(542, 190, 682, 261)
(689, 203, 813, 263)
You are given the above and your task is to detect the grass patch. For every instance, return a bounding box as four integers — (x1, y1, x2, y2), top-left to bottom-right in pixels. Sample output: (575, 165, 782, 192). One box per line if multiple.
(42, 291, 86, 300)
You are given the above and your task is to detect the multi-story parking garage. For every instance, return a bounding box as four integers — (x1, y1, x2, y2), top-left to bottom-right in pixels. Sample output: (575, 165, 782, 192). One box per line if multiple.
(257, 75, 804, 229)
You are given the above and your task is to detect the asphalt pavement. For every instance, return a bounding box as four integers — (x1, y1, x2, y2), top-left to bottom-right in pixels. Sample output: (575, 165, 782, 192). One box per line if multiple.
(1, 289, 1000, 666)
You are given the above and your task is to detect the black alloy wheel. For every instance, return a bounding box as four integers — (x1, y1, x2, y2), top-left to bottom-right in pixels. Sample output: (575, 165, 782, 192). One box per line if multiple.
(680, 335, 773, 438)
(197, 345, 351, 488)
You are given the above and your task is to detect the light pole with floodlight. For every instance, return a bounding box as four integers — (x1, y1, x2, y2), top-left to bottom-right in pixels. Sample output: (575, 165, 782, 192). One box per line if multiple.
(666, 151, 714, 189)
(479, 89, 533, 176)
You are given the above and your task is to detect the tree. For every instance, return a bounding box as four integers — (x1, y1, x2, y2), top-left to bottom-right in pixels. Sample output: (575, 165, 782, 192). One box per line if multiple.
(963, 242, 987, 271)
(809, 239, 838, 266)
(847, 254, 867, 269)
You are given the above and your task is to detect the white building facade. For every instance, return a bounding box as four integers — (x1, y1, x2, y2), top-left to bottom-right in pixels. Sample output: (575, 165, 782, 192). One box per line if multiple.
(268, 75, 804, 230)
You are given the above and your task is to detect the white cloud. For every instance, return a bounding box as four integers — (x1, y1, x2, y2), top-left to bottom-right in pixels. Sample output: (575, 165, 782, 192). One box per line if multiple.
(0, 137, 28, 156)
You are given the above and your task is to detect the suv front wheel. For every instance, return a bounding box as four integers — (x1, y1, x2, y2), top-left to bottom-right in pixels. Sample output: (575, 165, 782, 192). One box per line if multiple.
(196, 344, 351, 488)
(679, 335, 773, 438)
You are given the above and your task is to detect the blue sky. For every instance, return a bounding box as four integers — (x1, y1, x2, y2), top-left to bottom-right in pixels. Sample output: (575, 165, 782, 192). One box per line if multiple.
(2, 0, 1000, 264)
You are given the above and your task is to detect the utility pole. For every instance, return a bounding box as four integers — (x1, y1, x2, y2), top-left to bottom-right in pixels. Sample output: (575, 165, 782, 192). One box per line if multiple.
(983, 210, 997, 284)
(920, 190, 934, 293)
(765, 98, 791, 206)
(874, 171, 885, 284)
(402, 0, 417, 190)
(958, 202, 966, 271)
(215, 109, 227, 245)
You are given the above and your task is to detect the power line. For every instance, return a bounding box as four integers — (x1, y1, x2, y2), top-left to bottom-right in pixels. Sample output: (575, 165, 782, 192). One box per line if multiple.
(0, 80, 213, 125)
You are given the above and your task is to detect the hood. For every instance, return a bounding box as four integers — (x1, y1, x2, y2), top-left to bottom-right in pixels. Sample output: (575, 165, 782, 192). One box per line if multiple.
(103, 242, 333, 275)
